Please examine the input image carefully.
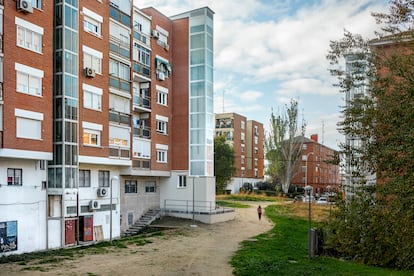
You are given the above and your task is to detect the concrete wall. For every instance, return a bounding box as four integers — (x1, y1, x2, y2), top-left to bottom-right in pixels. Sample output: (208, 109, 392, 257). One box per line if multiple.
(0, 159, 47, 255)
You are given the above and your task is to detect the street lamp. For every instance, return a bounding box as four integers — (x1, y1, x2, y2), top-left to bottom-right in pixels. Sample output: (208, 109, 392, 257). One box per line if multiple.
(110, 175, 119, 243)
(304, 185, 313, 260)
(191, 175, 199, 227)
(305, 152, 314, 189)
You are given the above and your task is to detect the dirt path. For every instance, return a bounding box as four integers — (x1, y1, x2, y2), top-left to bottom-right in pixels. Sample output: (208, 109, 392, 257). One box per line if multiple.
(0, 202, 274, 276)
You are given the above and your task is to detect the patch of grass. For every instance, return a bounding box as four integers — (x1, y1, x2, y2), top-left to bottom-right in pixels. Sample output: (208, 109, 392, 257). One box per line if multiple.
(231, 204, 413, 276)
(216, 200, 250, 208)
(218, 193, 280, 202)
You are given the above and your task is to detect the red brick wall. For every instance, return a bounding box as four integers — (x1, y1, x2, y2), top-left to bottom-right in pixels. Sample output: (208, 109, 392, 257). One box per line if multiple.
(2, 1, 54, 152)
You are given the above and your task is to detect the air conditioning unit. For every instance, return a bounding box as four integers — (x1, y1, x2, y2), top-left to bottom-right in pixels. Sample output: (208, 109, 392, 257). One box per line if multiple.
(157, 72, 165, 81)
(89, 200, 100, 211)
(152, 30, 160, 38)
(84, 67, 96, 78)
(97, 187, 108, 197)
(17, 0, 33, 13)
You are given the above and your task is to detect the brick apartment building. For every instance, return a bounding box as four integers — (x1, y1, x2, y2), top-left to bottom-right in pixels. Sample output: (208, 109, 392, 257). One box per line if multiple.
(215, 113, 264, 193)
(290, 134, 341, 196)
(0, 1, 221, 255)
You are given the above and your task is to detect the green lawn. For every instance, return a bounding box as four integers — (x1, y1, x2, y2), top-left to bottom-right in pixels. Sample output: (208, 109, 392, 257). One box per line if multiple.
(216, 200, 250, 208)
(230, 204, 413, 276)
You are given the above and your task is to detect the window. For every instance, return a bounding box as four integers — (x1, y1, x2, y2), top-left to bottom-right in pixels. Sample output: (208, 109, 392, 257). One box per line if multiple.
(109, 125, 130, 147)
(241, 132, 245, 143)
(109, 59, 130, 81)
(133, 43, 151, 66)
(83, 8, 103, 37)
(302, 144, 307, 150)
(145, 181, 156, 193)
(157, 90, 168, 106)
(125, 180, 137, 193)
(156, 120, 167, 135)
(16, 17, 43, 53)
(254, 147, 259, 154)
(79, 170, 91, 187)
(83, 48, 102, 74)
(254, 136, 258, 145)
(15, 63, 44, 97)
(241, 156, 245, 165)
(83, 129, 100, 146)
(7, 168, 22, 186)
(15, 109, 43, 140)
(110, 21, 130, 45)
(83, 84, 102, 111)
(128, 212, 134, 225)
(82, 122, 102, 146)
(302, 166, 307, 173)
(156, 150, 167, 163)
(30, 0, 42, 9)
(241, 145, 245, 153)
(98, 170, 110, 187)
(241, 121, 245, 129)
(178, 175, 187, 188)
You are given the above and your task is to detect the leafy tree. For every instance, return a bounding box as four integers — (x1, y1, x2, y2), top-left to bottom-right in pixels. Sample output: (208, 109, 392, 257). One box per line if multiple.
(324, 0, 414, 269)
(265, 99, 306, 194)
(214, 135, 236, 194)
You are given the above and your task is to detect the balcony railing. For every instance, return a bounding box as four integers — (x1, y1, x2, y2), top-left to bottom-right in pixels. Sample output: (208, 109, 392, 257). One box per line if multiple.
(132, 159, 150, 169)
(109, 111, 130, 125)
(133, 94, 150, 109)
(133, 126, 151, 139)
(0, 82, 3, 101)
(133, 62, 151, 78)
(109, 146, 130, 158)
(0, 34, 3, 52)
(110, 76, 130, 93)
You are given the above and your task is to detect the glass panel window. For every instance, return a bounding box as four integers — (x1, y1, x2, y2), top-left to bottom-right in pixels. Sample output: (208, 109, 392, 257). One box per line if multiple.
(7, 168, 23, 186)
(84, 53, 102, 74)
(98, 170, 110, 187)
(157, 90, 167, 106)
(79, 170, 91, 187)
(133, 43, 151, 66)
(83, 89, 102, 111)
(156, 120, 167, 135)
(84, 16, 101, 37)
(145, 181, 156, 193)
(178, 175, 187, 188)
(156, 150, 167, 163)
(125, 180, 137, 193)
(16, 71, 42, 96)
(16, 25, 42, 53)
(83, 129, 100, 146)
(109, 59, 130, 81)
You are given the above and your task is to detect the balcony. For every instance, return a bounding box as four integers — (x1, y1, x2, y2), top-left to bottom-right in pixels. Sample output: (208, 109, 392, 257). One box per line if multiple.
(0, 82, 3, 101)
(133, 62, 151, 79)
(133, 94, 150, 110)
(133, 31, 150, 47)
(133, 126, 151, 139)
(109, 110, 130, 125)
(132, 159, 151, 169)
(110, 76, 130, 93)
(0, 34, 3, 52)
(109, 146, 130, 158)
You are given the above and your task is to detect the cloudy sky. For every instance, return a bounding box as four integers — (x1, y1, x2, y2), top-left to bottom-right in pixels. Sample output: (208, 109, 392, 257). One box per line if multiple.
(135, 0, 389, 150)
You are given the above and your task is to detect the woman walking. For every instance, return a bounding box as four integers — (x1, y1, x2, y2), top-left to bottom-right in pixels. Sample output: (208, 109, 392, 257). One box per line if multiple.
(257, 205, 262, 221)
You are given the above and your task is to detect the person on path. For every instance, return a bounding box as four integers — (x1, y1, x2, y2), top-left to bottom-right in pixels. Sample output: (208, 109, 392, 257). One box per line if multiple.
(257, 205, 262, 221)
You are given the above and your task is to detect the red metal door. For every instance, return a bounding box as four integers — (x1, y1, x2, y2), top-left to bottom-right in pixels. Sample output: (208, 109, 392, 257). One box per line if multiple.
(65, 219, 76, 245)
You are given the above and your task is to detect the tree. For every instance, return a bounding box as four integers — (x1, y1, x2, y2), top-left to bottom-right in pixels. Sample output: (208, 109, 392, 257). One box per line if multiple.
(324, 1, 414, 269)
(214, 135, 236, 194)
(265, 99, 306, 194)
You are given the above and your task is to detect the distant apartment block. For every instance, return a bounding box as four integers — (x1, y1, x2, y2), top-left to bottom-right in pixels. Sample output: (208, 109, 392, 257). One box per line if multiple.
(290, 135, 341, 196)
(0, 1, 223, 255)
(215, 113, 264, 193)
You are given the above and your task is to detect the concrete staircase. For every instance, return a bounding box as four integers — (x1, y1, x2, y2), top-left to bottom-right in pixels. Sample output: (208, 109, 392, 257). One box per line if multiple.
(122, 209, 162, 237)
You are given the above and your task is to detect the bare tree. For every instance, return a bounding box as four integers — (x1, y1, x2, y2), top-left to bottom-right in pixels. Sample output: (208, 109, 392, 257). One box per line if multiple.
(265, 99, 306, 193)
